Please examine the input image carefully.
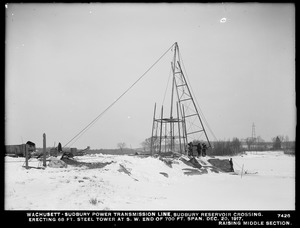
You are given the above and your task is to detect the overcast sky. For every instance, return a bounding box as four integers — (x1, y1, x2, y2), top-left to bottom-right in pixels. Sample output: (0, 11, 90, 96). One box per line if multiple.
(5, 3, 295, 149)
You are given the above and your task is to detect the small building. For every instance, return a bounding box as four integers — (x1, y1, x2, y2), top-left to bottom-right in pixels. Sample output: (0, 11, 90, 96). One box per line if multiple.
(5, 141, 36, 157)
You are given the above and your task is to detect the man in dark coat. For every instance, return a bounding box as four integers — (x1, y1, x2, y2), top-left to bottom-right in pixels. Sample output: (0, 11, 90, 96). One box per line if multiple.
(229, 158, 234, 172)
(57, 142, 62, 152)
(188, 142, 193, 156)
(196, 143, 202, 157)
(202, 143, 207, 157)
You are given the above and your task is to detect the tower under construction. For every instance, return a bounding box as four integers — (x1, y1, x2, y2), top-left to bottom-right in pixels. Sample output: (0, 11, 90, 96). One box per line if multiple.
(150, 42, 211, 156)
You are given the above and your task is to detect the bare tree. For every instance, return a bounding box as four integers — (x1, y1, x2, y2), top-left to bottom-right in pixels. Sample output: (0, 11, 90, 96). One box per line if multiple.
(256, 136, 265, 150)
(245, 137, 254, 150)
(284, 135, 290, 149)
(231, 137, 241, 154)
(117, 142, 126, 153)
(141, 137, 151, 152)
(141, 136, 159, 153)
(272, 136, 282, 150)
(278, 135, 285, 143)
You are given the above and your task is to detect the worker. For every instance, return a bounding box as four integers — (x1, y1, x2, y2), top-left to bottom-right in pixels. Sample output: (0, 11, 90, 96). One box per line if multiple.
(57, 142, 62, 152)
(196, 143, 202, 157)
(188, 142, 193, 156)
(229, 158, 234, 172)
(202, 143, 207, 157)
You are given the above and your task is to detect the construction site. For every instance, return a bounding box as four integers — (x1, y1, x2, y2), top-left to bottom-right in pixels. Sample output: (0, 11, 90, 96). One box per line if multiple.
(5, 43, 295, 211)
(6, 42, 234, 173)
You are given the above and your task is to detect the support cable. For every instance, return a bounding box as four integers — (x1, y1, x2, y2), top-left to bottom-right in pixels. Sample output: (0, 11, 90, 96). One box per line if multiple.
(63, 43, 176, 148)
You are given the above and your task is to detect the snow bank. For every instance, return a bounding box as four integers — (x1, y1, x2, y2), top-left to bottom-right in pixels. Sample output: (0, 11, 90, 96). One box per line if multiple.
(5, 151, 295, 210)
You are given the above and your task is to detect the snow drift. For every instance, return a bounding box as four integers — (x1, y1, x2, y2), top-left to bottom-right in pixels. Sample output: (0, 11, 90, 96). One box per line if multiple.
(5, 151, 295, 210)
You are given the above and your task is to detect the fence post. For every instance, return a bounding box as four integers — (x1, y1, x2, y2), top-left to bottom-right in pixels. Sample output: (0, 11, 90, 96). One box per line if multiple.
(25, 144, 29, 169)
(43, 133, 46, 167)
(241, 164, 244, 179)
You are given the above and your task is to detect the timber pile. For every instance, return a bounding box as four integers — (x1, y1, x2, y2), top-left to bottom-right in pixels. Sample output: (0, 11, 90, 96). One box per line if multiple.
(207, 158, 232, 172)
(61, 157, 113, 169)
(179, 157, 202, 169)
(157, 151, 182, 158)
(156, 155, 208, 176)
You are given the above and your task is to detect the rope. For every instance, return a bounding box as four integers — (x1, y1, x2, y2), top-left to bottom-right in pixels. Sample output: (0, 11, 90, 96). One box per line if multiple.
(63, 43, 176, 148)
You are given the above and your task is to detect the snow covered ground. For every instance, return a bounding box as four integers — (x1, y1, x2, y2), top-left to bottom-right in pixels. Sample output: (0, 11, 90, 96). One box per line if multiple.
(5, 151, 295, 210)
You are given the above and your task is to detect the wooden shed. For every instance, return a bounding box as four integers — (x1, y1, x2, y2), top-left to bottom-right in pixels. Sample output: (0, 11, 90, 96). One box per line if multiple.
(5, 141, 36, 157)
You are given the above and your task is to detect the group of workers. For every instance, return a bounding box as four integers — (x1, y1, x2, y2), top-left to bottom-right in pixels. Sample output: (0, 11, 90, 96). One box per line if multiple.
(187, 142, 207, 157)
(187, 142, 235, 172)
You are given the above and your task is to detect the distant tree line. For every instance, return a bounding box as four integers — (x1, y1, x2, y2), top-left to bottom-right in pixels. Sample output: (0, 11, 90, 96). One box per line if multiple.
(210, 135, 295, 156)
(140, 135, 295, 156)
(210, 138, 242, 156)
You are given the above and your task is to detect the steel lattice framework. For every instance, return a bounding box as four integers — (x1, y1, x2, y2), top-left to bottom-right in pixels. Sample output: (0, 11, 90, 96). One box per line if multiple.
(150, 42, 211, 155)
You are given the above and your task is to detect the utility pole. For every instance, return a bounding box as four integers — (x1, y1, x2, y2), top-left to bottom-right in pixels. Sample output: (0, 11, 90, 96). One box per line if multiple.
(43, 133, 46, 167)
